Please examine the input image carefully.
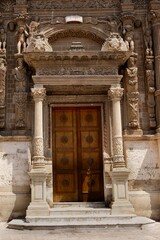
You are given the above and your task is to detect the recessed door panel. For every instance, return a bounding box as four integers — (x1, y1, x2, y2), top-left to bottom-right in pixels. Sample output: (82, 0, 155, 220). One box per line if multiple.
(52, 107, 104, 202)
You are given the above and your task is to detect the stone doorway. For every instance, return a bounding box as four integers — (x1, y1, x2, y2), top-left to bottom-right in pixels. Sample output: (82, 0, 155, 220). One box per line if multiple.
(52, 106, 104, 202)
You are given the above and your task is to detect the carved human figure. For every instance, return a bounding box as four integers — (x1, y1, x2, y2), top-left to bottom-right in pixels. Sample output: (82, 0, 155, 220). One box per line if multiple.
(0, 28, 6, 52)
(27, 19, 40, 44)
(123, 23, 134, 51)
(0, 57, 6, 106)
(126, 56, 138, 91)
(15, 26, 29, 54)
(144, 28, 153, 56)
(13, 58, 27, 92)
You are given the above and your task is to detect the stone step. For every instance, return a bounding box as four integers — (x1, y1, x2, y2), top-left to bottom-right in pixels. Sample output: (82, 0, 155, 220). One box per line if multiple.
(8, 216, 155, 230)
(52, 202, 105, 208)
(49, 207, 111, 216)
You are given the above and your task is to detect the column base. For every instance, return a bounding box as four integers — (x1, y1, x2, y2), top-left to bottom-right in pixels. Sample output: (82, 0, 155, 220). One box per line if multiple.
(26, 169, 50, 220)
(110, 168, 135, 215)
(26, 201, 50, 219)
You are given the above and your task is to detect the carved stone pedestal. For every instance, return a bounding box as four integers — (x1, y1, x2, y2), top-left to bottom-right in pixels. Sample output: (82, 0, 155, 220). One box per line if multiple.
(26, 170, 49, 220)
(110, 168, 135, 215)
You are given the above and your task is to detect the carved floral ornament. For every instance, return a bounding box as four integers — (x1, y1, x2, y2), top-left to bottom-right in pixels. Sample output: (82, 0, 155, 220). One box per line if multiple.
(108, 88, 124, 100)
(31, 88, 46, 101)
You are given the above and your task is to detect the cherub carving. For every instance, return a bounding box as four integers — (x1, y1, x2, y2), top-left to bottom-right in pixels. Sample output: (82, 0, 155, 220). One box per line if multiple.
(15, 26, 29, 54)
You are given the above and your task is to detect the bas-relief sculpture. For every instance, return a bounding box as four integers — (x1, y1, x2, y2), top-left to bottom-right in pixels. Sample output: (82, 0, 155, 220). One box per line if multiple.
(125, 55, 140, 129)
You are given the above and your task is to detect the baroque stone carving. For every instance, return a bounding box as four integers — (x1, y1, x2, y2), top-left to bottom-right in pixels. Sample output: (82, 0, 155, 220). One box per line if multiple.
(125, 55, 140, 129)
(122, 14, 135, 52)
(0, 0, 15, 12)
(31, 88, 46, 101)
(14, 93, 27, 128)
(145, 56, 156, 128)
(113, 137, 123, 156)
(108, 87, 124, 101)
(28, 0, 120, 10)
(15, 13, 29, 54)
(127, 92, 140, 128)
(101, 33, 128, 52)
(38, 66, 118, 76)
(13, 58, 27, 92)
(0, 57, 6, 128)
(33, 137, 44, 156)
(26, 34, 52, 52)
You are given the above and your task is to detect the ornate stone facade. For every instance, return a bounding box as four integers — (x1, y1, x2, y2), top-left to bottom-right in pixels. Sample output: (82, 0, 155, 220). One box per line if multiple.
(0, 0, 160, 223)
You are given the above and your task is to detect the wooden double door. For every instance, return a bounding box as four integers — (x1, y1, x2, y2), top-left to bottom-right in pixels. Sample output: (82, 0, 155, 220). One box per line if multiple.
(52, 106, 104, 202)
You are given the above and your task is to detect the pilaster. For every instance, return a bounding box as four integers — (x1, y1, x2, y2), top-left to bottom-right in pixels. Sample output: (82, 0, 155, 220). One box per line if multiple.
(149, 1, 160, 132)
(108, 85, 135, 215)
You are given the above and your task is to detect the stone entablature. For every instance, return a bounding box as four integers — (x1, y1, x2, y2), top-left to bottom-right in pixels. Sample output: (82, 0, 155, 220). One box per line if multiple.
(24, 50, 131, 77)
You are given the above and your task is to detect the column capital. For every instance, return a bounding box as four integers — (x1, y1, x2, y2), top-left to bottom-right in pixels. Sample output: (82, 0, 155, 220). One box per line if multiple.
(31, 87, 46, 101)
(108, 87, 124, 101)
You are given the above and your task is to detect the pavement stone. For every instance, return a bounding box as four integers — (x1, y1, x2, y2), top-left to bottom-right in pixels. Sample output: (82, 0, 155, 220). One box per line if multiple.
(0, 222, 160, 240)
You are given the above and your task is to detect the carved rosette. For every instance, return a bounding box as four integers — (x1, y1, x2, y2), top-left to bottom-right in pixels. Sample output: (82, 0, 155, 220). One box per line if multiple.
(15, 93, 27, 128)
(108, 87, 124, 101)
(31, 87, 46, 102)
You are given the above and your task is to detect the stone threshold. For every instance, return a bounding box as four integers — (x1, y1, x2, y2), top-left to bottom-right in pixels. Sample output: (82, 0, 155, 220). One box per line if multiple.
(8, 216, 155, 230)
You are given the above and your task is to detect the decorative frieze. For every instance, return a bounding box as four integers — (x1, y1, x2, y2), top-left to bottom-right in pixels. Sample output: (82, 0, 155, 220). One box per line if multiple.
(28, 0, 120, 10)
(0, 0, 15, 12)
(38, 66, 118, 76)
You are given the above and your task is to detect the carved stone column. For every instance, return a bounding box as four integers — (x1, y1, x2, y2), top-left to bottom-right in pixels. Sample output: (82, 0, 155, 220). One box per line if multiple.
(108, 85, 135, 215)
(108, 86, 125, 168)
(31, 87, 46, 169)
(26, 87, 49, 220)
(149, 1, 160, 132)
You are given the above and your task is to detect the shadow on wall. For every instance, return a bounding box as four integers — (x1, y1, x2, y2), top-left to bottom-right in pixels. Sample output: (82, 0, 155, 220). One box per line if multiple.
(125, 140, 160, 220)
(0, 142, 31, 221)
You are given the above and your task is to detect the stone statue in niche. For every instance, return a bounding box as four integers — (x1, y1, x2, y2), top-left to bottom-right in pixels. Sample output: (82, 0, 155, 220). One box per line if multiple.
(13, 58, 27, 92)
(15, 25, 29, 54)
(0, 28, 6, 53)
